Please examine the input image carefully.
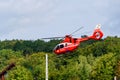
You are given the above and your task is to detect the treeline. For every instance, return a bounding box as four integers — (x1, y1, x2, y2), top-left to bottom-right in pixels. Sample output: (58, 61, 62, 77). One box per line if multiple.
(0, 36, 120, 80)
(0, 39, 61, 55)
(0, 39, 98, 55)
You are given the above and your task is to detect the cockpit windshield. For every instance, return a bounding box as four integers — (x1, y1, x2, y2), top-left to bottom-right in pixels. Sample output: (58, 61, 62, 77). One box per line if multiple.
(54, 43, 64, 50)
(55, 45, 59, 50)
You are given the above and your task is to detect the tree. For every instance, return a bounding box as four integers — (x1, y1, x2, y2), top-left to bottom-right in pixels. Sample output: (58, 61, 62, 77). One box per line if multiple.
(0, 49, 22, 72)
(22, 52, 46, 80)
(91, 53, 117, 80)
(7, 66, 33, 80)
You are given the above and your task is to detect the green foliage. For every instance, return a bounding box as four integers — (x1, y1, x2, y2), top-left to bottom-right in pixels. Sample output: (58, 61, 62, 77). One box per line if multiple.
(7, 66, 33, 80)
(0, 49, 22, 72)
(0, 36, 120, 79)
(77, 56, 91, 80)
(22, 52, 46, 80)
(115, 60, 120, 79)
(91, 53, 117, 80)
(0, 39, 60, 56)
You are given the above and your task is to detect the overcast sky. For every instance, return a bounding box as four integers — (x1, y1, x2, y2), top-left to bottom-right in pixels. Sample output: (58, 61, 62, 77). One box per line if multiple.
(0, 0, 120, 40)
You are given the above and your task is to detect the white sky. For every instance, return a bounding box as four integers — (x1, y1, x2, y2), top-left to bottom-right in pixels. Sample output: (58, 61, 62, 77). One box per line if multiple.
(0, 0, 120, 40)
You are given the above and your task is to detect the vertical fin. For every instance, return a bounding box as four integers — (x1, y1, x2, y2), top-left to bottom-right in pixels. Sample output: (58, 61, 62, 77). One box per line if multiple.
(95, 24, 101, 29)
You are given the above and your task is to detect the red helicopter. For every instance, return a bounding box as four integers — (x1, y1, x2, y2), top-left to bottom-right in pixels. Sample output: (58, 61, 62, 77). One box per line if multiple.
(43, 24, 103, 55)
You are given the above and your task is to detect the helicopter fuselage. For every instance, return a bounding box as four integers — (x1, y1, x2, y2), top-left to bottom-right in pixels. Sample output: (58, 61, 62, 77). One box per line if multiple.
(53, 42, 79, 54)
(53, 25, 103, 55)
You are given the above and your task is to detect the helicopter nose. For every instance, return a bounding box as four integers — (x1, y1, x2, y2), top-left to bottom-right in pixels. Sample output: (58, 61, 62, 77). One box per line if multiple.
(54, 50, 61, 55)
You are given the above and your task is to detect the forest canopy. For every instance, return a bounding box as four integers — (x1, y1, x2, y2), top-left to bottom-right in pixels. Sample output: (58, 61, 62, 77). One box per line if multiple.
(0, 36, 120, 80)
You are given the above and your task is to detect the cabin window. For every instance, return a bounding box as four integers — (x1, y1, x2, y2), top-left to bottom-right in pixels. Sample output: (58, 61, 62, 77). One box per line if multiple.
(65, 43, 67, 47)
(60, 44, 64, 48)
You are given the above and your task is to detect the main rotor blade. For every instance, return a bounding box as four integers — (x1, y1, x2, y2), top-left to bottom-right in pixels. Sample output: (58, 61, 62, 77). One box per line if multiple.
(42, 27, 83, 39)
(70, 26, 84, 35)
(41, 36, 64, 39)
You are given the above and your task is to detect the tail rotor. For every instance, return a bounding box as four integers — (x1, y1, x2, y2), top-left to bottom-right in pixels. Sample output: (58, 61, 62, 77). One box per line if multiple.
(90, 24, 103, 40)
